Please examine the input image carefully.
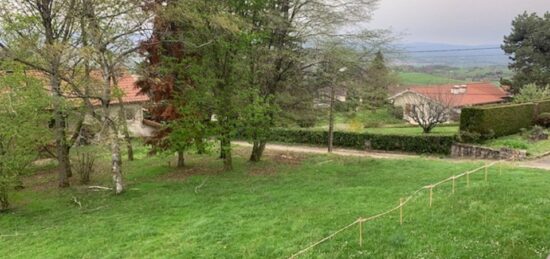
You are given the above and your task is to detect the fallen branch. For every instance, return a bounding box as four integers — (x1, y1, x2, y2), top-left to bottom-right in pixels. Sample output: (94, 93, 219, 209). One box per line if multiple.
(88, 186, 112, 191)
(194, 177, 209, 194)
(72, 196, 82, 208)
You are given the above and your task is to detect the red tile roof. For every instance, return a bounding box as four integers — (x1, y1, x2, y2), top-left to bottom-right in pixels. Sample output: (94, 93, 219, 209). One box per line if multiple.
(397, 82, 509, 107)
(112, 74, 149, 104)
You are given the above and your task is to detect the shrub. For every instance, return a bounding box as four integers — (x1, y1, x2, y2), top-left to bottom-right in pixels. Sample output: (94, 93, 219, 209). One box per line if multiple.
(535, 112, 550, 128)
(73, 151, 96, 184)
(387, 105, 404, 120)
(296, 114, 317, 128)
(535, 99, 550, 114)
(460, 103, 535, 141)
(258, 128, 455, 154)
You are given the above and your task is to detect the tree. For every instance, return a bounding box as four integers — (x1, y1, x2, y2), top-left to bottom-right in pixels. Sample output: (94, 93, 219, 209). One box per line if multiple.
(0, 0, 83, 187)
(0, 66, 51, 211)
(502, 12, 550, 93)
(246, 0, 387, 161)
(363, 51, 395, 111)
(403, 88, 459, 133)
(79, 0, 150, 193)
(139, 0, 253, 171)
(513, 83, 550, 103)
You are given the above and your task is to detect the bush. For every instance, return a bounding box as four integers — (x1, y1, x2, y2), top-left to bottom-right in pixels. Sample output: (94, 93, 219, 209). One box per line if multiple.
(535, 112, 550, 128)
(460, 103, 535, 141)
(535, 99, 550, 114)
(387, 105, 404, 120)
(295, 113, 317, 128)
(73, 151, 96, 184)
(258, 128, 455, 154)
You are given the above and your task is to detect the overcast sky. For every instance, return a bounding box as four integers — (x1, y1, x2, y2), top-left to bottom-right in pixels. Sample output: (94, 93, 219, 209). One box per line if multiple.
(368, 0, 549, 45)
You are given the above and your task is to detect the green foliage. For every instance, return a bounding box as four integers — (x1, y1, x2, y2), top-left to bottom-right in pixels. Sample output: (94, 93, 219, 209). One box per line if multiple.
(534, 99, 550, 114)
(254, 128, 455, 154)
(513, 84, 550, 103)
(535, 112, 550, 128)
(0, 67, 51, 211)
(460, 103, 535, 141)
(388, 105, 404, 120)
(503, 12, 550, 93)
(362, 52, 396, 109)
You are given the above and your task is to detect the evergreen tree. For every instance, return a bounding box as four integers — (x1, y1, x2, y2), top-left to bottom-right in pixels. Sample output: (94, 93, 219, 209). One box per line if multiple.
(502, 12, 550, 93)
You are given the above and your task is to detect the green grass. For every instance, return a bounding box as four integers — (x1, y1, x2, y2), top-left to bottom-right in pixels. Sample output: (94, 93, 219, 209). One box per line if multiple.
(315, 109, 406, 131)
(364, 125, 458, 136)
(399, 72, 466, 86)
(1, 146, 549, 258)
(484, 134, 550, 157)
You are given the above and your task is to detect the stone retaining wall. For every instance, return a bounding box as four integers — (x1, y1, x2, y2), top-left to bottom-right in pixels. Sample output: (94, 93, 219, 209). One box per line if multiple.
(451, 143, 527, 160)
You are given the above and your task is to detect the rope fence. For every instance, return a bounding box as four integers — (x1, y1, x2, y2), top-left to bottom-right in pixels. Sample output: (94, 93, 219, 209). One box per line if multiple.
(289, 161, 501, 258)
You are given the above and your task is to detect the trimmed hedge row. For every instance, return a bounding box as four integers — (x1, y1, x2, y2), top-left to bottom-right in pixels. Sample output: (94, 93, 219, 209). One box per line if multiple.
(258, 128, 455, 155)
(460, 103, 535, 138)
(535, 99, 550, 114)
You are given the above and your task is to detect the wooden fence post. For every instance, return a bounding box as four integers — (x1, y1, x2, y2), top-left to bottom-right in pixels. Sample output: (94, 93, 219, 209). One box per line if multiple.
(429, 186, 434, 207)
(452, 176, 456, 194)
(359, 218, 363, 247)
(399, 198, 404, 225)
(485, 162, 488, 182)
(466, 172, 470, 187)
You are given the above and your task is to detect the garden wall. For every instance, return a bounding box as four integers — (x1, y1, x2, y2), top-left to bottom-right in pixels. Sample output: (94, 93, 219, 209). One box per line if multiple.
(451, 143, 527, 161)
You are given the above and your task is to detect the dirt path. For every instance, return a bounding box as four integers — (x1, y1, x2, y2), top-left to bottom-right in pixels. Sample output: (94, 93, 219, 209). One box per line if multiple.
(233, 141, 421, 160)
(235, 141, 550, 171)
(518, 156, 550, 170)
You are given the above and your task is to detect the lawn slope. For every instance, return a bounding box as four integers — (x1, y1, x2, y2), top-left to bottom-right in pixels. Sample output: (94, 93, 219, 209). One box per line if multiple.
(1, 147, 549, 258)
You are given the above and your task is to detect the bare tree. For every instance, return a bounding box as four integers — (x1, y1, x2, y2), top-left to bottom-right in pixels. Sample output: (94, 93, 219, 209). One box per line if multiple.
(403, 87, 462, 133)
(79, 0, 150, 194)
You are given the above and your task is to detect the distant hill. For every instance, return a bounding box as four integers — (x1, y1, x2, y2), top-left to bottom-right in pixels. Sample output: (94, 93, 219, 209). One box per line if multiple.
(388, 42, 510, 67)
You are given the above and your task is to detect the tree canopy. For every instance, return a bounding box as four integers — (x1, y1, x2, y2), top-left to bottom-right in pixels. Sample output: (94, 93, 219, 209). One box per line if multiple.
(502, 12, 550, 93)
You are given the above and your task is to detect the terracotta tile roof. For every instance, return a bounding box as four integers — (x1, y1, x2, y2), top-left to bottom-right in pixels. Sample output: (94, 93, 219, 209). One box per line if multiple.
(112, 74, 149, 104)
(395, 82, 509, 107)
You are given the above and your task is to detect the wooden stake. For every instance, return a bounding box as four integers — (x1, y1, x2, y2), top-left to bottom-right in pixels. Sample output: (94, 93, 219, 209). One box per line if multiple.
(466, 172, 470, 187)
(399, 198, 404, 225)
(452, 176, 456, 194)
(429, 186, 433, 207)
(359, 218, 363, 247)
(485, 162, 488, 182)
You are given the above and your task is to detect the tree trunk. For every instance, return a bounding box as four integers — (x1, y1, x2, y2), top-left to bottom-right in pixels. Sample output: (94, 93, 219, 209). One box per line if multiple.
(52, 72, 71, 187)
(219, 139, 226, 159)
(110, 129, 124, 194)
(220, 133, 232, 171)
(0, 186, 8, 212)
(328, 85, 336, 153)
(177, 150, 185, 168)
(250, 140, 267, 162)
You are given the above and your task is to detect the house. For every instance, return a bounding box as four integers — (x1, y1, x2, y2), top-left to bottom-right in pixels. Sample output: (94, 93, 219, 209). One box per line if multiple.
(388, 82, 509, 123)
(86, 74, 157, 138)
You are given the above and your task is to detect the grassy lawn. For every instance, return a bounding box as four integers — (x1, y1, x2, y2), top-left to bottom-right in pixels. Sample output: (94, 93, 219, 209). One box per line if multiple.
(398, 72, 466, 86)
(364, 125, 458, 136)
(1, 145, 549, 258)
(484, 134, 550, 157)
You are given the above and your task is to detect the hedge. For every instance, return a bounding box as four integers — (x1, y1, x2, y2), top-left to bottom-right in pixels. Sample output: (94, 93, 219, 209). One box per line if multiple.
(535, 99, 550, 114)
(460, 103, 535, 139)
(252, 128, 455, 155)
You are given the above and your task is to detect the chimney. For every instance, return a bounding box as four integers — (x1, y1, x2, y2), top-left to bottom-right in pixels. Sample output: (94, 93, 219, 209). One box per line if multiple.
(451, 85, 467, 95)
